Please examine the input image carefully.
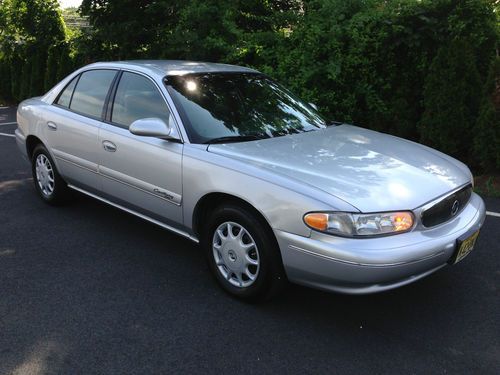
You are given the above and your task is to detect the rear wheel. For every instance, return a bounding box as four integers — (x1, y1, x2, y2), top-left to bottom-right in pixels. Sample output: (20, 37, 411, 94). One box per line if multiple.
(202, 204, 287, 302)
(31, 144, 72, 205)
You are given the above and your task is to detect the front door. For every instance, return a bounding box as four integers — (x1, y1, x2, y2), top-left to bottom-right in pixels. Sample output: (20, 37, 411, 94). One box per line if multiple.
(98, 71, 183, 226)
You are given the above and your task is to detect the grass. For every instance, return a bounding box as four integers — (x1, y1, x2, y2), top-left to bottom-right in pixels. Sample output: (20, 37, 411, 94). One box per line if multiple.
(474, 174, 500, 198)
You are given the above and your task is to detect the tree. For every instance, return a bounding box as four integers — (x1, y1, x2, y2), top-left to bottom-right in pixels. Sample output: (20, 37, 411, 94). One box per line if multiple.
(7, 0, 65, 44)
(79, 0, 301, 62)
(0, 0, 67, 100)
(80, 0, 180, 59)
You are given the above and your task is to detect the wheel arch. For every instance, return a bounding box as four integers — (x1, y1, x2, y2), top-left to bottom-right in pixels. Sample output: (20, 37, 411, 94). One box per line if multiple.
(25, 135, 44, 161)
(192, 192, 274, 239)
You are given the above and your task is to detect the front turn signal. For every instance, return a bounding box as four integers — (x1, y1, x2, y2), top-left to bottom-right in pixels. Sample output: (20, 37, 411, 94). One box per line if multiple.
(303, 213, 329, 231)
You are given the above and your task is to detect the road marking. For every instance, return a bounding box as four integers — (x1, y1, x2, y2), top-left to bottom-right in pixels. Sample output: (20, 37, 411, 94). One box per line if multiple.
(486, 211, 500, 218)
(0, 132, 15, 138)
(0, 122, 17, 126)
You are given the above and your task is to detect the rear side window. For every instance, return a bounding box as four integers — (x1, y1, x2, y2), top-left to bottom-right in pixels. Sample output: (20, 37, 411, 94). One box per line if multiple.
(56, 76, 78, 108)
(111, 72, 170, 128)
(70, 70, 116, 118)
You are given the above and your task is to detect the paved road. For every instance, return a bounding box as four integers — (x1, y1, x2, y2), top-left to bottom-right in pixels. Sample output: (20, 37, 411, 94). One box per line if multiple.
(0, 107, 499, 374)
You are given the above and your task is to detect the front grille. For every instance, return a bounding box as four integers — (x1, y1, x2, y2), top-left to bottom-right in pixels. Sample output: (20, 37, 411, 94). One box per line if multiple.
(421, 184, 472, 227)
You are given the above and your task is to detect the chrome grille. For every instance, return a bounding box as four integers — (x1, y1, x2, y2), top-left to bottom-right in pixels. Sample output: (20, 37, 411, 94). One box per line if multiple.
(421, 184, 472, 227)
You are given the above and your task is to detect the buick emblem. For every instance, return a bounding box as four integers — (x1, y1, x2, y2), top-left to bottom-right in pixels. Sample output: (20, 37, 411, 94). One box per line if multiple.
(451, 200, 460, 216)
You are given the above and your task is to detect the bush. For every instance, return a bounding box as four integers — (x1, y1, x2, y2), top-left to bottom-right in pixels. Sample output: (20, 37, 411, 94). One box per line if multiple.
(0, 56, 11, 99)
(44, 44, 60, 92)
(0, 0, 497, 173)
(474, 57, 500, 171)
(419, 39, 482, 160)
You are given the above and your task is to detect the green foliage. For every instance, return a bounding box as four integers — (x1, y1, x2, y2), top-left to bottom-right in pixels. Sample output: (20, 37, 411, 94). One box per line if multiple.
(269, 0, 497, 143)
(474, 57, 500, 171)
(55, 42, 75, 82)
(44, 44, 59, 92)
(78, 0, 300, 62)
(0, 0, 498, 173)
(9, 53, 23, 101)
(0, 0, 67, 100)
(419, 39, 482, 159)
(0, 50, 11, 100)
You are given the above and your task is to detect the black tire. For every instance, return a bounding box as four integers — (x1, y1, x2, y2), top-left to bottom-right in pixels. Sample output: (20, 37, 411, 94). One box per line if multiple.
(31, 144, 72, 205)
(202, 203, 287, 302)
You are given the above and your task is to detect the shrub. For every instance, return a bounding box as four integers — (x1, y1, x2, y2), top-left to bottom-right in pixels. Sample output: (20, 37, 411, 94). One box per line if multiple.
(419, 39, 482, 161)
(0, 0, 497, 173)
(44, 44, 60, 92)
(474, 57, 500, 171)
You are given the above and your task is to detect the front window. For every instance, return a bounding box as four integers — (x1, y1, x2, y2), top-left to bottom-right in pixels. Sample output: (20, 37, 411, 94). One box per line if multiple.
(165, 73, 326, 144)
(111, 72, 170, 129)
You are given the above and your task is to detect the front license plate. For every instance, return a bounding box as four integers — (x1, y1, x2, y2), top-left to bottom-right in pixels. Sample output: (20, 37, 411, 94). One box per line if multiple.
(451, 230, 480, 264)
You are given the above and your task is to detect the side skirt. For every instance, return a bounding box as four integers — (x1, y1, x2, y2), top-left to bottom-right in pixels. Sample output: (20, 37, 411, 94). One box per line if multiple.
(67, 184, 199, 244)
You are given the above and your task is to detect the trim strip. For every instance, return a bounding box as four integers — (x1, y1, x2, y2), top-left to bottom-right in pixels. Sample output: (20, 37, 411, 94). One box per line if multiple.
(53, 149, 99, 173)
(288, 244, 444, 267)
(68, 184, 198, 243)
(99, 165, 181, 206)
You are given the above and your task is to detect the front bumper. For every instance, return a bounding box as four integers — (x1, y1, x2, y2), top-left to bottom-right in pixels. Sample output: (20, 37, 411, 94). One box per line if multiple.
(275, 193, 486, 294)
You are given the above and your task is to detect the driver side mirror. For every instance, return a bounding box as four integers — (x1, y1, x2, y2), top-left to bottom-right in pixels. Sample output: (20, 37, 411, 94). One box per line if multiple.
(129, 117, 180, 141)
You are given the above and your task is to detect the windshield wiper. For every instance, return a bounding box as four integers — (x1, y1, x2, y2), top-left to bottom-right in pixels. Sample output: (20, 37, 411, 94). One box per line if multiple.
(204, 135, 266, 144)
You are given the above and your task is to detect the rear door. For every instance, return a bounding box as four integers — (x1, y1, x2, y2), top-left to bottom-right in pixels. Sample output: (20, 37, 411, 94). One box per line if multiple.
(45, 69, 118, 192)
(98, 71, 184, 226)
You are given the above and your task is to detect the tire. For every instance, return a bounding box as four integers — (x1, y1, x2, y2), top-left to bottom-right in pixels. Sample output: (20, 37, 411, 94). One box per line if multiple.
(31, 144, 72, 205)
(202, 203, 287, 302)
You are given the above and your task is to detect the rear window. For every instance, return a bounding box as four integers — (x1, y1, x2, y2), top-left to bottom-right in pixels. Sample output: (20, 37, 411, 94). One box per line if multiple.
(69, 70, 116, 118)
(56, 76, 78, 108)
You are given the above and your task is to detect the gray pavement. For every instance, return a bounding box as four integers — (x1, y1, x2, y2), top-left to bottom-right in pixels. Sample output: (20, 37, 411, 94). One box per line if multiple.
(0, 106, 499, 374)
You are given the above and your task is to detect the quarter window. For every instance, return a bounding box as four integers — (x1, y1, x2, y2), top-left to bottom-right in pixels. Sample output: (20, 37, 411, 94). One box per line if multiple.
(56, 76, 78, 108)
(111, 72, 170, 128)
(70, 70, 116, 118)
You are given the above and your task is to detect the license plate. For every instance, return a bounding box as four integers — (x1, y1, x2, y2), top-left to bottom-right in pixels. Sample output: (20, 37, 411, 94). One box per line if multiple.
(451, 230, 480, 264)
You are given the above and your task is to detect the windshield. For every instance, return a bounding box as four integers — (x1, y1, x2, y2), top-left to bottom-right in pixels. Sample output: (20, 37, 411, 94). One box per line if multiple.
(164, 73, 327, 144)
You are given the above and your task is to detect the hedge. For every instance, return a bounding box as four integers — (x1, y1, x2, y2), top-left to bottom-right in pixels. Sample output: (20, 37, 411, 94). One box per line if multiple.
(0, 0, 498, 173)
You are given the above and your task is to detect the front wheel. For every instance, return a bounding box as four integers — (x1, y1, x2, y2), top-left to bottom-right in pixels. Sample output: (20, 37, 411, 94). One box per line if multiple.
(202, 204, 287, 302)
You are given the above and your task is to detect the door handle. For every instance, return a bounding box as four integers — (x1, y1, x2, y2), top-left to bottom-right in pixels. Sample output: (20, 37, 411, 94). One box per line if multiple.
(47, 121, 57, 131)
(102, 140, 117, 152)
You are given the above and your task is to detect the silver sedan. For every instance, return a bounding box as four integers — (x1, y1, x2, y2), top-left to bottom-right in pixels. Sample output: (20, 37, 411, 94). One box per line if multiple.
(15, 60, 486, 301)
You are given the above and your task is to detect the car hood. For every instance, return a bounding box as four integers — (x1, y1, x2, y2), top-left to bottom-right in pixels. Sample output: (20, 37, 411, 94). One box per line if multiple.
(207, 125, 471, 212)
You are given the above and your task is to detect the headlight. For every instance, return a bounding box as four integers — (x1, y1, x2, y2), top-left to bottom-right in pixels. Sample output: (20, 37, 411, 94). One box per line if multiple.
(303, 211, 414, 237)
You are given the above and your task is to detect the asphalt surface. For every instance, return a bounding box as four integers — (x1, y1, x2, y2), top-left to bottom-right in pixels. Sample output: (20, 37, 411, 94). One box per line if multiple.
(0, 106, 499, 374)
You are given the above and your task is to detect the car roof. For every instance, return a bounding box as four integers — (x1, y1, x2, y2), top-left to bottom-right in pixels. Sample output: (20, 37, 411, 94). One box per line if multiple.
(85, 60, 259, 79)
